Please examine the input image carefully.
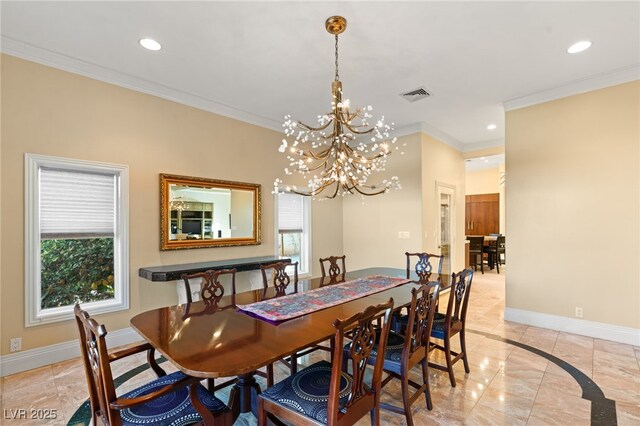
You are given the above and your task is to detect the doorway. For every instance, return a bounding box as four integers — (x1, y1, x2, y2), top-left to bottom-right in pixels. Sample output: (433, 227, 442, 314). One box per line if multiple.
(436, 182, 456, 280)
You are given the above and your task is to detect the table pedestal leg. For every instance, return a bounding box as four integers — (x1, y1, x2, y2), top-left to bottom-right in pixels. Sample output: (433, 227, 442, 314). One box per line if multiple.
(228, 372, 262, 421)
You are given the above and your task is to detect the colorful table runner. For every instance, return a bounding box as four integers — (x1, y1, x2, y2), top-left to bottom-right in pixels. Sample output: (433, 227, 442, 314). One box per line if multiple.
(237, 275, 410, 322)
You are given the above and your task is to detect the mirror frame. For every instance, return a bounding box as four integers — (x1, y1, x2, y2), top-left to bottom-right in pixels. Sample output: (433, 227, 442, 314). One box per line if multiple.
(160, 173, 261, 250)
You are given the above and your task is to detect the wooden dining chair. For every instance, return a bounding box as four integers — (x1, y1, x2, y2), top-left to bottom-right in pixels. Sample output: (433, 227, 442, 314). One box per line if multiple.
(405, 252, 444, 283)
(182, 268, 274, 389)
(354, 283, 440, 425)
(429, 268, 474, 387)
(258, 299, 395, 426)
(320, 255, 347, 285)
(261, 261, 301, 376)
(466, 236, 484, 274)
(74, 303, 232, 426)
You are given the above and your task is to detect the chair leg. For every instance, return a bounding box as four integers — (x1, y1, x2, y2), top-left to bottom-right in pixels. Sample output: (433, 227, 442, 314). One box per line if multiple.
(444, 337, 457, 387)
(257, 397, 267, 426)
(496, 255, 500, 274)
(400, 370, 414, 426)
(370, 403, 380, 426)
(207, 378, 215, 391)
(421, 358, 433, 410)
(267, 363, 274, 387)
(480, 254, 484, 274)
(290, 353, 298, 375)
(460, 330, 470, 374)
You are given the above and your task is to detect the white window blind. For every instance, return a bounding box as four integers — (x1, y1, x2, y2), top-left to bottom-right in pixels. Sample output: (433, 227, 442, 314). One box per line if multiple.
(278, 193, 303, 232)
(40, 168, 115, 238)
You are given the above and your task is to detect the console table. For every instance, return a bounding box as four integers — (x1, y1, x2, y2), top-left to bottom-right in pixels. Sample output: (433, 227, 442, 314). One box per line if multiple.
(139, 256, 291, 303)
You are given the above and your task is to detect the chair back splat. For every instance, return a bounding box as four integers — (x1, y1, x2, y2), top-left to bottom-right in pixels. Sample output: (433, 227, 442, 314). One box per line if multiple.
(260, 261, 298, 295)
(449, 268, 473, 325)
(405, 252, 443, 283)
(406, 283, 441, 358)
(181, 268, 236, 304)
(320, 255, 347, 285)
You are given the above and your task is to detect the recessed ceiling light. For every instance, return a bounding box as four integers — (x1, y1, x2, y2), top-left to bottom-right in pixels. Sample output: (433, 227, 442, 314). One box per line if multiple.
(139, 38, 162, 51)
(481, 157, 486, 160)
(567, 40, 592, 54)
(486, 124, 497, 130)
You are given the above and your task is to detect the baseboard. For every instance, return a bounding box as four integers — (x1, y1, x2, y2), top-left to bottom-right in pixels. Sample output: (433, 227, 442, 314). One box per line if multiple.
(0, 327, 142, 377)
(504, 307, 640, 346)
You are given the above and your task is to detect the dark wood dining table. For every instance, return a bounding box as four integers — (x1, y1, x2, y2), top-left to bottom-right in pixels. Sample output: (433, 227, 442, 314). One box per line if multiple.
(130, 267, 443, 421)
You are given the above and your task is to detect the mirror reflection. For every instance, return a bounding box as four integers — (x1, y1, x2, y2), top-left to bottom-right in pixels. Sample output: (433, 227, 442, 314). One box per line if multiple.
(160, 174, 261, 250)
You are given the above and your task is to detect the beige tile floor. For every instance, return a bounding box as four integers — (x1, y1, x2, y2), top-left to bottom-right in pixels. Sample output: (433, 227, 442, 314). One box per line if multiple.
(1, 269, 639, 425)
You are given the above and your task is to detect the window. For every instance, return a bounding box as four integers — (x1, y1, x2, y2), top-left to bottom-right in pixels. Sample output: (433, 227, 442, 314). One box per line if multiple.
(276, 192, 311, 275)
(25, 154, 128, 326)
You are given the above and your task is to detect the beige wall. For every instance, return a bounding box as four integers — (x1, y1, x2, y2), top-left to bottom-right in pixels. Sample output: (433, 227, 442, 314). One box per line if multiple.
(0, 55, 343, 354)
(465, 167, 500, 195)
(343, 134, 423, 270)
(421, 133, 466, 274)
(506, 80, 640, 329)
(463, 146, 504, 159)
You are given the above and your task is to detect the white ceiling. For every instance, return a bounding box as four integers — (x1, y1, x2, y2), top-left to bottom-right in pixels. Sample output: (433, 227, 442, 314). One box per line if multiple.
(2, 1, 639, 149)
(465, 154, 505, 172)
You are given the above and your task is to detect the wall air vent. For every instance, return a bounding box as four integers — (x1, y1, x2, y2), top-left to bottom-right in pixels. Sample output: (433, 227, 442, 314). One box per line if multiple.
(399, 86, 432, 102)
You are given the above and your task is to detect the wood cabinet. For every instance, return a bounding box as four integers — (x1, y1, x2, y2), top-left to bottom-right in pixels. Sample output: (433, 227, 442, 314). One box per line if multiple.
(465, 193, 499, 236)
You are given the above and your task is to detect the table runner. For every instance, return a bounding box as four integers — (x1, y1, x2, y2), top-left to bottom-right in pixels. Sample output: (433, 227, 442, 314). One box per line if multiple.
(237, 275, 410, 322)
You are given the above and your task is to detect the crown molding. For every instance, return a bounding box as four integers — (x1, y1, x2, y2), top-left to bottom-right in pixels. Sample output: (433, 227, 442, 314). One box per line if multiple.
(394, 122, 464, 151)
(1, 36, 283, 132)
(503, 64, 640, 111)
(462, 138, 505, 152)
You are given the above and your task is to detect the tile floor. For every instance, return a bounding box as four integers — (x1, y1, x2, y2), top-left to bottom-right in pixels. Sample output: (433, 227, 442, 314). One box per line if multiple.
(1, 269, 639, 425)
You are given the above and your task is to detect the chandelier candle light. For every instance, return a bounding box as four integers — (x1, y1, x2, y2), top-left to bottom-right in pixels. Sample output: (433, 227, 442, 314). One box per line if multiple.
(273, 16, 402, 199)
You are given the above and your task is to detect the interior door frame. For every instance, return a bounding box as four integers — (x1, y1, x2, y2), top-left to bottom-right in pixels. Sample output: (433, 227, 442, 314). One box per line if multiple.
(435, 181, 456, 274)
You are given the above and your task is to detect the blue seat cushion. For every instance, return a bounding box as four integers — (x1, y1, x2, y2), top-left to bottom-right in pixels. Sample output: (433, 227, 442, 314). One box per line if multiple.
(394, 312, 445, 336)
(431, 319, 458, 340)
(260, 360, 352, 424)
(118, 371, 227, 426)
(370, 330, 405, 363)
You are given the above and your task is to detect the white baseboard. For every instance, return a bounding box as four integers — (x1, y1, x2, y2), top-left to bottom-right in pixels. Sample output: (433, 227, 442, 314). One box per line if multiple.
(504, 307, 640, 346)
(0, 327, 142, 377)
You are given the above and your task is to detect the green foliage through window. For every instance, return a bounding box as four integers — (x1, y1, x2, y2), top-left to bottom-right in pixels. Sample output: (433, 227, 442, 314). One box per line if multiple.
(40, 238, 114, 309)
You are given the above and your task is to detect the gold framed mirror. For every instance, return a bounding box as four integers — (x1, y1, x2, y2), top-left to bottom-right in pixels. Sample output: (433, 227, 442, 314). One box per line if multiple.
(160, 174, 261, 250)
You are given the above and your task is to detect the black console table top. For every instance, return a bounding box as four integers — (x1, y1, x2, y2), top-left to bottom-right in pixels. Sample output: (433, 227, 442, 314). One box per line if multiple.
(139, 256, 291, 282)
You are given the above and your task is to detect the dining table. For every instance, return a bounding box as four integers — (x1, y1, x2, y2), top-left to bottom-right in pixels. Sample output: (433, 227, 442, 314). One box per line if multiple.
(130, 267, 445, 422)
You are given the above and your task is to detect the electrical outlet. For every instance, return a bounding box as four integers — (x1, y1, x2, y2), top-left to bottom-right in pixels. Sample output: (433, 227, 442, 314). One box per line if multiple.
(10, 337, 22, 352)
(575, 307, 583, 318)
(397, 231, 410, 239)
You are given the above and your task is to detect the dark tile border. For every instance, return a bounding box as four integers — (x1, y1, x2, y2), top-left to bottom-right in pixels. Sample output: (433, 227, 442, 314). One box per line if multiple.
(468, 329, 617, 426)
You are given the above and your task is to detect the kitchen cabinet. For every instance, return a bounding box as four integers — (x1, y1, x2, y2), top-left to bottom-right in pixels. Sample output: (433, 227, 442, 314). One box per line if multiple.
(465, 193, 499, 236)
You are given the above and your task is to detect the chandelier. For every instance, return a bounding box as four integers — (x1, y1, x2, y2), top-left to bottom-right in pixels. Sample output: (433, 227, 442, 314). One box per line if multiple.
(273, 16, 401, 199)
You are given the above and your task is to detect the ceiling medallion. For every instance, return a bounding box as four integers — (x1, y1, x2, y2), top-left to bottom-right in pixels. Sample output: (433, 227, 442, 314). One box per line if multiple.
(273, 16, 401, 199)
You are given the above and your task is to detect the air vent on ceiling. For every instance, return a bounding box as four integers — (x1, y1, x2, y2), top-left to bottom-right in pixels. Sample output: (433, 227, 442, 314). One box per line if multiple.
(399, 86, 432, 102)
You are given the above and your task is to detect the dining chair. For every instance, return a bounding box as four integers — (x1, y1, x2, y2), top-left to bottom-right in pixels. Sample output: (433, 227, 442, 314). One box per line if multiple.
(483, 236, 505, 273)
(182, 268, 274, 389)
(429, 268, 474, 387)
(466, 236, 484, 274)
(74, 303, 232, 426)
(257, 299, 395, 426)
(260, 261, 302, 376)
(405, 252, 443, 283)
(347, 283, 440, 425)
(320, 255, 347, 285)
